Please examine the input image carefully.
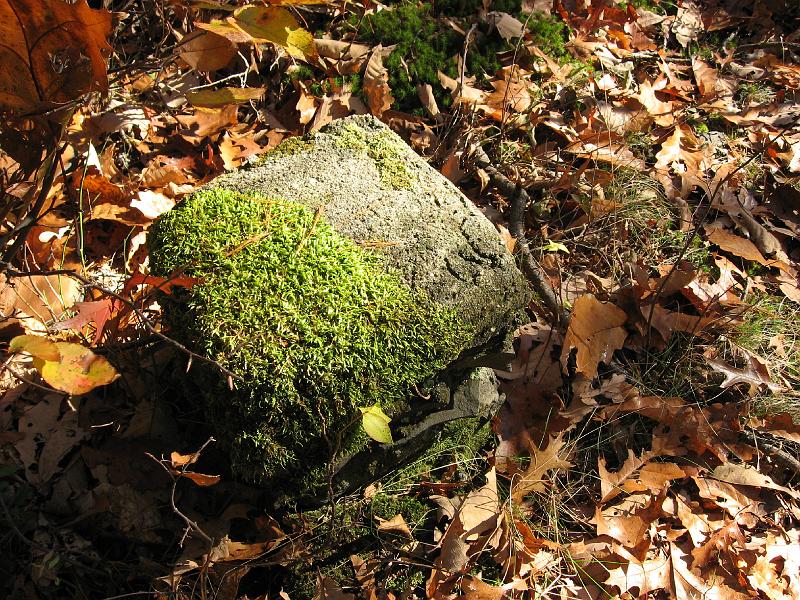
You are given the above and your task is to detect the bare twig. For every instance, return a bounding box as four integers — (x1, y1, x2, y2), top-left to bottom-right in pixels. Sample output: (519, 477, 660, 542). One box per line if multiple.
(0, 141, 65, 268)
(470, 145, 569, 325)
(146, 437, 217, 547)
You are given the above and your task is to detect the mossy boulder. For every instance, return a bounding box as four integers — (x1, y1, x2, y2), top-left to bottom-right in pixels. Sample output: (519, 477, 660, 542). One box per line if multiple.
(148, 115, 528, 491)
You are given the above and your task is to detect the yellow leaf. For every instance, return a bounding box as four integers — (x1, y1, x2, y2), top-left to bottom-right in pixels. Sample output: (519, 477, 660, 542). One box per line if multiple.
(9, 335, 61, 361)
(39, 342, 118, 395)
(359, 405, 393, 444)
(186, 87, 266, 107)
(232, 6, 317, 60)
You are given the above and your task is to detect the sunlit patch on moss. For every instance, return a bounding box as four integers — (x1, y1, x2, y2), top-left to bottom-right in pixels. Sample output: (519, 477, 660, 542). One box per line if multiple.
(148, 189, 464, 487)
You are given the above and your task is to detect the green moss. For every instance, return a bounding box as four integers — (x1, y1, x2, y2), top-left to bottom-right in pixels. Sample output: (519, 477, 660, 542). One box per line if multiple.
(148, 189, 464, 487)
(527, 12, 569, 61)
(353, 2, 461, 111)
(736, 81, 775, 106)
(434, 0, 521, 17)
(350, 2, 569, 112)
(265, 135, 315, 158)
(264, 125, 414, 190)
(334, 123, 415, 189)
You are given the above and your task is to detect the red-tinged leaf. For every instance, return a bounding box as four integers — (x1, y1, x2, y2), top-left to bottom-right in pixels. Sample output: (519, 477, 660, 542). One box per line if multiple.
(9, 334, 60, 361)
(52, 298, 117, 345)
(122, 273, 200, 296)
(37, 342, 118, 395)
(177, 471, 221, 486)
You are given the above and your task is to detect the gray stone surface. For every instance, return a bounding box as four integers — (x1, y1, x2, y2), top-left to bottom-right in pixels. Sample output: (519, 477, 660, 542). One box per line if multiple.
(208, 115, 530, 348)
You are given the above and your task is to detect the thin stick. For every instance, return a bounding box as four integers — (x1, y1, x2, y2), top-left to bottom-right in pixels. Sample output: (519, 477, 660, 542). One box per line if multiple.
(470, 145, 568, 325)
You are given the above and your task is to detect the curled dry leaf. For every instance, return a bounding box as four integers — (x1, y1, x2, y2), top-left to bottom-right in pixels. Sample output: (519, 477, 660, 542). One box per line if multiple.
(314, 39, 370, 75)
(186, 87, 265, 108)
(706, 351, 784, 394)
(375, 514, 413, 539)
(363, 44, 395, 117)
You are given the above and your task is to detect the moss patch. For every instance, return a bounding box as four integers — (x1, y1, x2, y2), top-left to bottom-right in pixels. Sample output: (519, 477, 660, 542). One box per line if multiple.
(350, 1, 569, 112)
(334, 123, 415, 190)
(148, 189, 465, 487)
(263, 123, 414, 190)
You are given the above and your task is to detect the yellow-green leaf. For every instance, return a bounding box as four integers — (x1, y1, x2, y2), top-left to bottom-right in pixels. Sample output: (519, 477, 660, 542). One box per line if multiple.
(186, 87, 265, 107)
(542, 240, 569, 253)
(39, 342, 118, 395)
(9, 335, 60, 361)
(232, 6, 317, 60)
(359, 405, 393, 444)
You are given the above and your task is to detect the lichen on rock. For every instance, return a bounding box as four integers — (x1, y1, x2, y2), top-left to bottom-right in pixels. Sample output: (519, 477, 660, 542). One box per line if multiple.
(149, 189, 464, 486)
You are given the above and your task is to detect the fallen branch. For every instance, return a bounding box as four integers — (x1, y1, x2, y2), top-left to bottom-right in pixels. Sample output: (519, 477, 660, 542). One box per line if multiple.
(470, 144, 569, 325)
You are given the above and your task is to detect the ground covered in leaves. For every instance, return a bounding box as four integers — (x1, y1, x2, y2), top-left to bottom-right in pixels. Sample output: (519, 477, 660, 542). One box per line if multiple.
(2, 0, 800, 598)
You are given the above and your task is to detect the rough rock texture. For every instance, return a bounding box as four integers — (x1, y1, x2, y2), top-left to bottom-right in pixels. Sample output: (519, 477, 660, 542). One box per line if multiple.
(210, 115, 530, 348)
(149, 115, 529, 493)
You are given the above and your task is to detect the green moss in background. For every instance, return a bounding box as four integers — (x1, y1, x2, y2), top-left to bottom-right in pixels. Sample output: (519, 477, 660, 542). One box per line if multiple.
(148, 189, 464, 487)
(350, 1, 569, 112)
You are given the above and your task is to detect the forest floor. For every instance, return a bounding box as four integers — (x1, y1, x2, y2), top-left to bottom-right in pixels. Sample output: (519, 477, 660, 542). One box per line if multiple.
(2, 0, 800, 598)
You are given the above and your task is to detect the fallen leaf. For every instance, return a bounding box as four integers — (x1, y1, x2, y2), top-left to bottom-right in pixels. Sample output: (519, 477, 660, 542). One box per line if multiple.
(178, 29, 237, 72)
(690, 520, 747, 569)
(512, 435, 573, 502)
(130, 190, 175, 220)
(197, 6, 317, 61)
(486, 12, 525, 40)
(672, 0, 704, 47)
(363, 44, 395, 117)
(186, 87, 265, 108)
(314, 39, 370, 75)
(10, 336, 118, 395)
(375, 514, 413, 539)
(0, 0, 111, 113)
(561, 294, 627, 379)
(9, 334, 60, 361)
(711, 463, 800, 499)
(314, 576, 355, 600)
(706, 351, 784, 394)
(461, 576, 506, 600)
(51, 298, 118, 345)
(176, 104, 239, 142)
(360, 404, 392, 443)
(0, 272, 82, 325)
